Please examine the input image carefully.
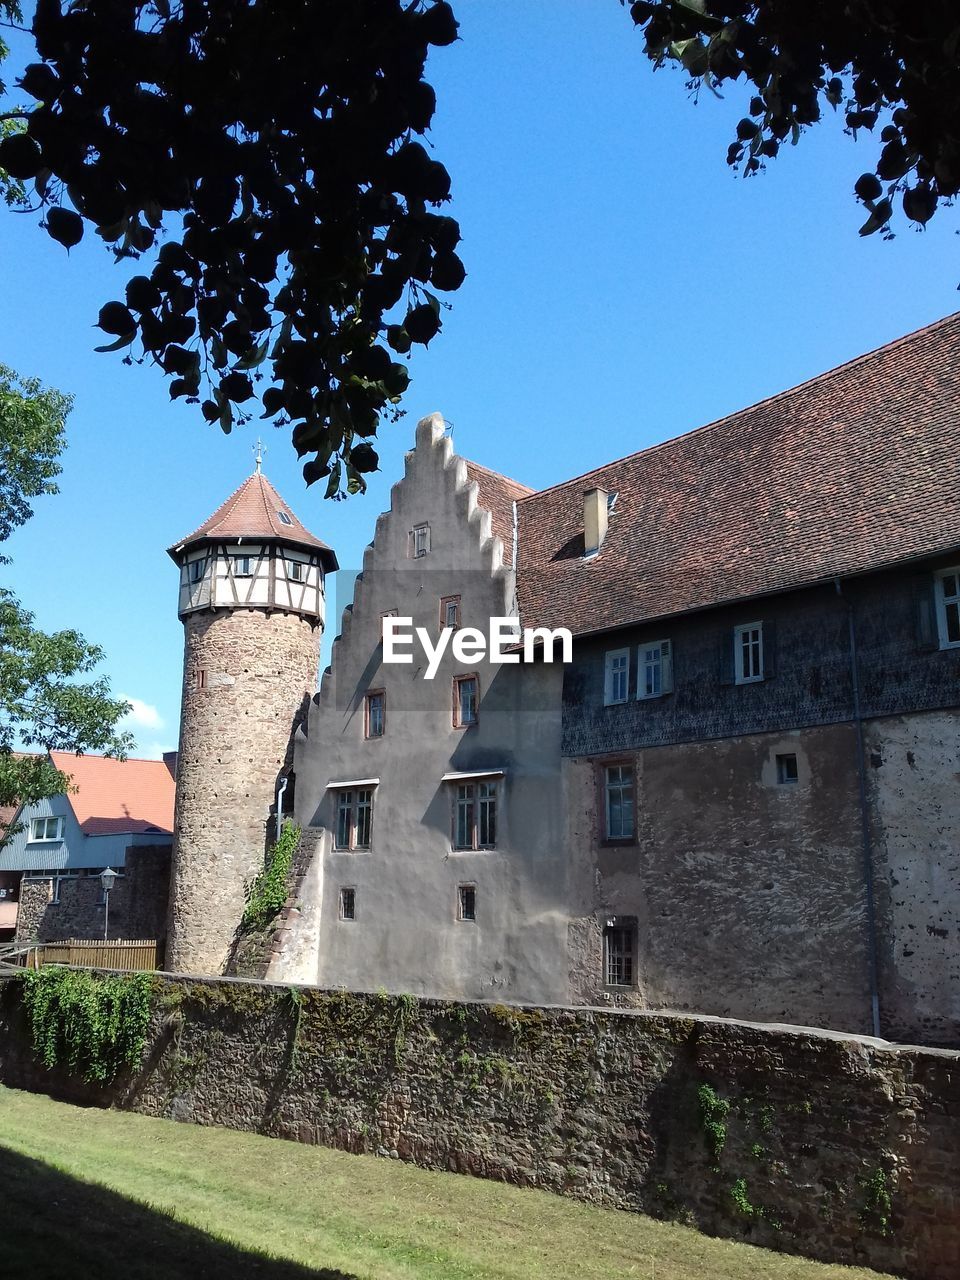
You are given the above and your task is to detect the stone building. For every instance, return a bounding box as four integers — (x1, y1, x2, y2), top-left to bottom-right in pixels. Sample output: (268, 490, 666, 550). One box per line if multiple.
(169, 315, 960, 1046)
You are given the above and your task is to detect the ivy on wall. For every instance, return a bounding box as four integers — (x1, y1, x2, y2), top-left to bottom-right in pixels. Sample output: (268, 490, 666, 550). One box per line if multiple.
(242, 821, 301, 932)
(21, 967, 154, 1083)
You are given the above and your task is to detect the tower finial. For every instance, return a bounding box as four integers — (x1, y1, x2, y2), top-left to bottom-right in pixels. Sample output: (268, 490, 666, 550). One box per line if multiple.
(253, 437, 265, 473)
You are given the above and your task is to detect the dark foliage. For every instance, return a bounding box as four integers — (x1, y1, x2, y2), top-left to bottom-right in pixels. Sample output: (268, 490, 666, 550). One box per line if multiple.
(626, 0, 960, 240)
(0, 0, 462, 496)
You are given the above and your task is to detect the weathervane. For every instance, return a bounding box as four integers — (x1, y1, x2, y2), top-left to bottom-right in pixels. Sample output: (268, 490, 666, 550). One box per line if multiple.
(253, 437, 266, 473)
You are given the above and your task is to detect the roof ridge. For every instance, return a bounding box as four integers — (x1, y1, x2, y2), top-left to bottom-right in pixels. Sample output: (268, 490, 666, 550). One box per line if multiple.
(168, 472, 251, 548)
(517, 310, 960, 503)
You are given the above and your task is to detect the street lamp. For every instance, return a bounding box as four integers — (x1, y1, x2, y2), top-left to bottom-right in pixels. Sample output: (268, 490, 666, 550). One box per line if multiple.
(100, 867, 118, 941)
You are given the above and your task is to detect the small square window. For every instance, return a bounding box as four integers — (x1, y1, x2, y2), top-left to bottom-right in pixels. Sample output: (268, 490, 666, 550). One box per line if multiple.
(458, 884, 476, 921)
(454, 674, 479, 727)
(365, 690, 385, 739)
(440, 595, 461, 631)
(28, 816, 63, 843)
(231, 553, 253, 577)
(604, 648, 629, 705)
(603, 920, 637, 987)
(411, 524, 431, 558)
(339, 887, 356, 920)
(734, 623, 763, 683)
(286, 559, 304, 582)
(188, 558, 204, 584)
(776, 753, 799, 785)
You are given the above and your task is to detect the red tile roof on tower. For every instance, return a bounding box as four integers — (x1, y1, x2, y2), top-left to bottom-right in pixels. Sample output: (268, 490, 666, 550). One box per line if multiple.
(464, 460, 533, 561)
(48, 752, 176, 837)
(516, 313, 960, 637)
(168, 471, 338, 571)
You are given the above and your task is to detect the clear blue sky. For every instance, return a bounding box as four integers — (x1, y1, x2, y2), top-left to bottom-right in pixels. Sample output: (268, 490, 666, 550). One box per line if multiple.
(2, 2, 957, 756)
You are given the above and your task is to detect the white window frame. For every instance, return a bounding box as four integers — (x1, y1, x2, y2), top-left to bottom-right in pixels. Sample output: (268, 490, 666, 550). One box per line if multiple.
(286, 558, 304, 583)
(230, 552, 253, 578)
(411, 523, 430, 558)
(603, 648, 630, 705)
(935, 568, 960, 649)
(637, 639, 672, 699)
(28, 816, 63, 843)
(734, 623, 764, 684)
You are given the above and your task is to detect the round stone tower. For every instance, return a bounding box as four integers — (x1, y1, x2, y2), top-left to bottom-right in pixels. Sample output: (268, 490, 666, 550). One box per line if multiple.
(165, 457, 337, 975)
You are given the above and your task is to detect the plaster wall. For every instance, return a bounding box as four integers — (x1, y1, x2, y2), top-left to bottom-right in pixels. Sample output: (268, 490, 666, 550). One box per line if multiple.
(866, 711, 960, 1045)
(288, 415, 568, 1003)
(564, 724, 873, 1033)
(167, 606, 321, 975)
(178, 544, 324, 618)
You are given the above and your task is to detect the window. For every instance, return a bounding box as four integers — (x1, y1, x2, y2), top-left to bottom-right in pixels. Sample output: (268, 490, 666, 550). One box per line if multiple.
(734, 623, 763, 684)
(453, 781, 498, 850)
(440, 595, 461, 631)
(604, 648, 629, 705)
(334, 789, 374, 850)
(188, 558, 204, 583)
(231, 553, 253, 577)
(411, 523, 431, 558)
(277, 510, 293, 526)
(603, 764, 634, 841)
(28, 816, 62, 843)
(195, 668, 206, 690)
(603, 920, 637, 987)
(286, 558, 304, 582)
(339, 886, 356, 920)
(458, 884, 476, 921)
(365, 690, 385, 739)
(776, 753, 799, 785)
(454, 674, 479, 727)
(607, 491, 618, 512)
(638, 640, 672, 699)
(936, 569, 960, 647)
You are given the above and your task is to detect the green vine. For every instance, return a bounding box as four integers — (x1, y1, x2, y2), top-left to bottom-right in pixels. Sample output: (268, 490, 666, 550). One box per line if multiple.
(698, 1083, 731, 1165)
(242, 820, 300, 931)
(859, 1167, 893, 1236)
(21, 967, 154, 1082)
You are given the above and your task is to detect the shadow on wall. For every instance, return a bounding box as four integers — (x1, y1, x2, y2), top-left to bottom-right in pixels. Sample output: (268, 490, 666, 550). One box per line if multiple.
(0, 1144, 354, 1280)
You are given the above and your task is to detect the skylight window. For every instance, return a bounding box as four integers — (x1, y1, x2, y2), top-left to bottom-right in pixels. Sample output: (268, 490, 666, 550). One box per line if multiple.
(277, 510, 293, 526)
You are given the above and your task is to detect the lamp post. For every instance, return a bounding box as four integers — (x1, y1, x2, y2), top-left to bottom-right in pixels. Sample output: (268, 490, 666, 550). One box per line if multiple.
(100, 867, 118, 941)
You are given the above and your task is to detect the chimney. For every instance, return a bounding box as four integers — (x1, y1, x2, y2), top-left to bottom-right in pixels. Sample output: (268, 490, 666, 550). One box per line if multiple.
(583, 487, 608, 556)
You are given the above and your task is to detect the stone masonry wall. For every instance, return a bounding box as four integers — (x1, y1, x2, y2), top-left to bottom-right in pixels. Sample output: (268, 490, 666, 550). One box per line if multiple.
(168, 608, 320, 976)
(0, 974, 958, 1279)
(14, 876, 126, 942)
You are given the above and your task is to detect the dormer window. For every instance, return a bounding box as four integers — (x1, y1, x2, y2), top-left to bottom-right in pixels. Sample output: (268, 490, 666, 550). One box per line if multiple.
(277, 510, 293, 526)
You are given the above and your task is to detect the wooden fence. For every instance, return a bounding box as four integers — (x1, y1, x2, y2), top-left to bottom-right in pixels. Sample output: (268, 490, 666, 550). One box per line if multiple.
(25, 939, 159, 972)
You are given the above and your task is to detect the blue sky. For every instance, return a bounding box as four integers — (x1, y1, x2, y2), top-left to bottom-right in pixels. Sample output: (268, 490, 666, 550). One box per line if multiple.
(2, 1, 957, 757)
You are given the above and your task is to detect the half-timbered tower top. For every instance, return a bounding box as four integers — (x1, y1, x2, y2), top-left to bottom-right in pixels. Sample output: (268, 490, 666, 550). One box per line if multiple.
(167, 467, 338, 622)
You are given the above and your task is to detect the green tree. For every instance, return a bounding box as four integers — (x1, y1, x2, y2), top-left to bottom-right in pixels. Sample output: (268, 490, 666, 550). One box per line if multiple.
(0, 1, 957, 489)
(0, 364, 132, 811)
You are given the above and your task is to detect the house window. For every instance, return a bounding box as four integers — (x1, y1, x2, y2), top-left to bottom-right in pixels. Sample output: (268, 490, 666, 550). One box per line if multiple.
(936, 569, 960, 647)
(776, 753, 799, 785)
(188, 558, 204, 583)
(286, 558, 304, 582)
(638, 640, 672, 699)
(458, 884, 477, 921)
(604, 648, 629, 705)
(334, 789, 374, 850)
(604, 920, 637, 987)
(195, 668, 206, 690)
(365, 690, 385, 739)
(411, 523, 431, 558)
(453, 781, 498, 850)
(603, 764, 634, 841)
(28, 816, 63, 843)
(454, 674, 479, 727)
(734, 623, 764, 683)
(440, 595, 461, 631)
(339, 887, 356, 920)
(231, 553, 253, 577)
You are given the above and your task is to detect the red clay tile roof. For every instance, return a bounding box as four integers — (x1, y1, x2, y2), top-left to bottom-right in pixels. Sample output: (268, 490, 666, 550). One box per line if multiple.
(168, 471, 338, 571)
(49, 751, 176, 837)
(464, 460, 532, 563)
(516, 313, 960, 637)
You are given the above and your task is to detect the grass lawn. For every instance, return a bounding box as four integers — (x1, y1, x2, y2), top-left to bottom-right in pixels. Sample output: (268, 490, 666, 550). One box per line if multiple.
(0, 1086, 898, 1280)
